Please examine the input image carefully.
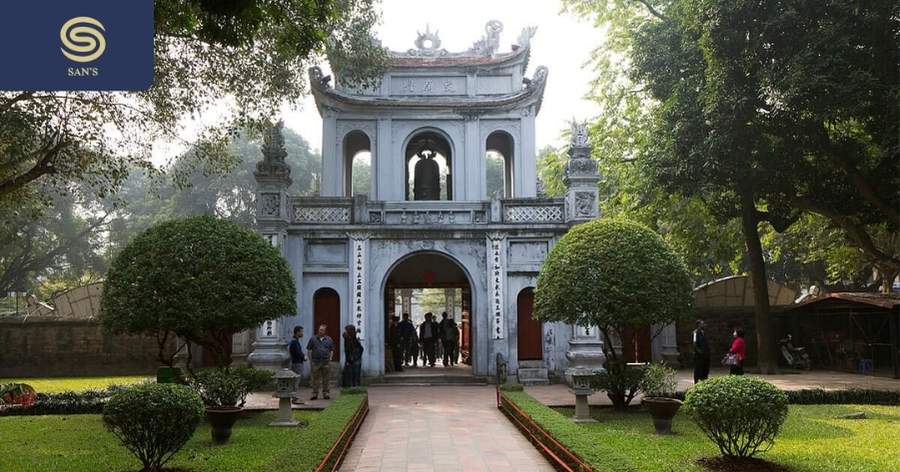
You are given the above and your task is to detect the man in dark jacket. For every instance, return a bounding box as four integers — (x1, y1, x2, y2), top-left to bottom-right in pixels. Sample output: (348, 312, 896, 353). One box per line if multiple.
(288, 326, 306, 404)
(693, 319, 710, 383)
(388, 315, 403, 372)
(419, 312, 439, 367)
(306, 324, 334, 400)
(398, 313, 417, 366)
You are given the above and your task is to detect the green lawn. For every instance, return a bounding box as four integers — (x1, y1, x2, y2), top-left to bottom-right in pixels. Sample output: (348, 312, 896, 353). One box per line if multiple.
(505, 391, 900, 472)
(0, 392, 365, 472)
(0, 375, 151, 393)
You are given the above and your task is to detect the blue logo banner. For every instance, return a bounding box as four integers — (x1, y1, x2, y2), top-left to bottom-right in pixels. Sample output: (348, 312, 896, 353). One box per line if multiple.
(0, 1, 154, 91)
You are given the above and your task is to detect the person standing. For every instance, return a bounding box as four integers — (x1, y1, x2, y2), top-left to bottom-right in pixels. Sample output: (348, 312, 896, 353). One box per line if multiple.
(307, 324, 334, 400)
(399, 313, 417, 366)
(729, 328, 746, 376)
(692, 319, 710, 383)
(438, 312, 452, 366)
(443, 318, 460, 366)
(288, 326, 306, 404)
(343, 325, 364, 387)
(419, 312, 438, 367)
(388, 315, 403, 372)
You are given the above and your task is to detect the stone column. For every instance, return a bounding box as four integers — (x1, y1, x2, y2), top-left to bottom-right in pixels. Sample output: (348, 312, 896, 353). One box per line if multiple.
(349, 232, 370, 339)
(400, 289, 413, 318)
(563, 121, 601, 223)
(444, 288, 456, 320)
(249, 121, 293, 371)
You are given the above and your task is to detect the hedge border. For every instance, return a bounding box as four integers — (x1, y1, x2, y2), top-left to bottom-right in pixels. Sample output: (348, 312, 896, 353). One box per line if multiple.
(314, 393, 369, 472)
(498, 389, 595, 472)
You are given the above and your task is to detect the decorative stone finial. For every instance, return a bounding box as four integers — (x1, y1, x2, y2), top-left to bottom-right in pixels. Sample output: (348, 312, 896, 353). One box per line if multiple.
(255, 119, 292, 185)
(515, 26, 538, 50)
(564, 120, 597, 179)
(564, 120, 600, 222)
(408, 24, 448, 57)
(469, 20, 503, 56)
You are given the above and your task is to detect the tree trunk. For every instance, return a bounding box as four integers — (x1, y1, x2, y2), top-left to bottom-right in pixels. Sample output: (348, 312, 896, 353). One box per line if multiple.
(740, 190, 778, 374)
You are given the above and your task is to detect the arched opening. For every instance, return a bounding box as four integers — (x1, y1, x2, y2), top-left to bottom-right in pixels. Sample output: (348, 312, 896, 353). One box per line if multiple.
(343, 131, 371, 197)
(517, 287, 542, 361)
(405, 130, 452, 201)
(383, 252, 473, 375)
(313, 288, 341, 357)
(486, 131, 514, 198)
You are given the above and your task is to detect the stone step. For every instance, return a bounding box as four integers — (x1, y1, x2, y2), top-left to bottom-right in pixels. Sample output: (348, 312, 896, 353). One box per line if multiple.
(369, 374, 489, 386)
(517, 367, 550, 385)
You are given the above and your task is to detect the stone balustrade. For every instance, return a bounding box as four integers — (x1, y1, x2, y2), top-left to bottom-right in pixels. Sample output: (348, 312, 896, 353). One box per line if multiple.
(288, 196, 567, 226)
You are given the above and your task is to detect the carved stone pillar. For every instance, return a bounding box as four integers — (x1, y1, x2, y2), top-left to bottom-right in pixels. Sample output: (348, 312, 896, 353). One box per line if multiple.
(249, 121, 292, 372)
(487, 232, 507, 340)
(565, 324, 605, 423)
(563, 121, 601, 223)
(349, 232, 371, 339)
(400, 289, 413, 318)
(444, 288, 456, 319)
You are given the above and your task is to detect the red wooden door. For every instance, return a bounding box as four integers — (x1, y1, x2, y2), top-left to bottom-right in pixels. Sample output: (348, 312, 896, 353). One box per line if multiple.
(621, 325, 652, 363)
(517, 288, 542, 360)
(313, 288, 341, 356)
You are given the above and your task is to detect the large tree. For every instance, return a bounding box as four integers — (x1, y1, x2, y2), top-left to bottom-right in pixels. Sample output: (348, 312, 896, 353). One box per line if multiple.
(0, 0, 385, 210)
(567, 0, 899, 372)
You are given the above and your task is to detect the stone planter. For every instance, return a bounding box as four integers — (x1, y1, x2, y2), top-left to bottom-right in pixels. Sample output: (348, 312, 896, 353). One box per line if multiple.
(642, 397, 682, 435)
(205, 407, 242, 444)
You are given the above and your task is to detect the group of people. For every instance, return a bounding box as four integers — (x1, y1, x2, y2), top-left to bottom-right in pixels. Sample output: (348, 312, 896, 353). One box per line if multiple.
(287, 322, 364, 403)
(691, 319, 747, 383)
(388, 311, 460, 371)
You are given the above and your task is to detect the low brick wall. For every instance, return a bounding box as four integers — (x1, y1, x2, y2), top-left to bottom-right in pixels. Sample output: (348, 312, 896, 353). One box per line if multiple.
(0, 316, 172, 377)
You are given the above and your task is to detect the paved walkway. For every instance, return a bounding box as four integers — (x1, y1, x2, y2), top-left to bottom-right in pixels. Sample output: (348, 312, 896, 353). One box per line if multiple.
(526, 369, 900, 406)
(340, 386, 554, 472)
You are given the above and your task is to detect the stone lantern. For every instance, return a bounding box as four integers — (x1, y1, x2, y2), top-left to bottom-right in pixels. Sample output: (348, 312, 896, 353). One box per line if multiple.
(270, 368, 299, 427)
(565, 324, 605, 423)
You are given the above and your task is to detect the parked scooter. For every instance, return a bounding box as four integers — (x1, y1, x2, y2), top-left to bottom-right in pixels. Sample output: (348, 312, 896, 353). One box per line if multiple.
(780, 334, 811, 370)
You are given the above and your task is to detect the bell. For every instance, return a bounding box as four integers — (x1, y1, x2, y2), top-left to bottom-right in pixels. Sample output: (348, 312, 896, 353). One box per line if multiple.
(413, 151, 441, 200)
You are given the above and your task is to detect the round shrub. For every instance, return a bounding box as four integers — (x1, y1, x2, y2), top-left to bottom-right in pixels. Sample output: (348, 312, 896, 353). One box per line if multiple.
(100, 215, 296, 367)
(685, 376, 788, 458)
(102, 383, 203, 471)
(534, 219, 692, 408)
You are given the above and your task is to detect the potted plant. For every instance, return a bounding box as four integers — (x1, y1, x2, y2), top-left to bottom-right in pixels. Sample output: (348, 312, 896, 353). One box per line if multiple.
(192, 366, 272, 444)
(640, 362, 682, 434)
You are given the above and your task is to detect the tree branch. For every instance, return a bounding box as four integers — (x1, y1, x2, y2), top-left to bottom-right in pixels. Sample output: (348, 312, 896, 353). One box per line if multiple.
(633, 0, 669, 21)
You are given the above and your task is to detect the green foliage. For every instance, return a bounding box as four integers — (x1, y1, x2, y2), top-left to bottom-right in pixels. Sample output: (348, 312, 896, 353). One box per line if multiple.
(499, 383, 524, 392)
(1, 0, 385, 211)
(505, 389, 900, 471)
(0, 393, 366, 472)
(590, 363, 645, 410)
(339, 386, 368, 395)
(685, 376, 788, 458)
(534, 218, 693, 353)
(192, 366, 273, 408)
(785, 388, 900, 406)
(100, 215, 296, 367)
(0, 387, 133, 416)
(639, 362, 678, 398)
(102, 383, 203, 471)
(0, 383, 35, 405)
(0, 376, 149, 393)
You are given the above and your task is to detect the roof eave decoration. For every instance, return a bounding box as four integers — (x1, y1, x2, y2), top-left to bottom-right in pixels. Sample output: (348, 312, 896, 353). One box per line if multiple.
(309, 65, 548, 115)
(386, 21, 537, 71)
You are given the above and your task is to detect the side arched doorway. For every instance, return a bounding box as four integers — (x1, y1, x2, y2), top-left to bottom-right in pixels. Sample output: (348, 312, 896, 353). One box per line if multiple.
(383, 252, 473, 373)
(313, 288, 341, 356)
(517, 288, 542, 361)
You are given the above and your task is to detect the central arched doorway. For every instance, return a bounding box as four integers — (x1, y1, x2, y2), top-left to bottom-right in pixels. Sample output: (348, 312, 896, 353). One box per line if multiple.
(382, 252, 473, 375)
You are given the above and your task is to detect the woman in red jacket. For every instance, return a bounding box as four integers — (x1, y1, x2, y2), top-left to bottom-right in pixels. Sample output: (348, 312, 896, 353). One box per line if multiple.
(729, 328, 746, 375)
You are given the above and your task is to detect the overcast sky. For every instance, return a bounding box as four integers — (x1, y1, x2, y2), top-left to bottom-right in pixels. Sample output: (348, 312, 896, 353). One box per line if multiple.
(153, 0, 604, 164)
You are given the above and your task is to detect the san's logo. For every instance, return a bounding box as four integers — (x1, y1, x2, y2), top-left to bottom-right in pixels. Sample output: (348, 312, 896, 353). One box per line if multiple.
(60, 16, 106, 63)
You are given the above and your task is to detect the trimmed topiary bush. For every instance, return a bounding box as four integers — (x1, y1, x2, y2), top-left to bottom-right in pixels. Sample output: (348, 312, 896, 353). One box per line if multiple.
(100, 215, 296, 367)
(534, 219, 693, 409)
(685, 376, 788, 458)
(102, 383, 203, 472)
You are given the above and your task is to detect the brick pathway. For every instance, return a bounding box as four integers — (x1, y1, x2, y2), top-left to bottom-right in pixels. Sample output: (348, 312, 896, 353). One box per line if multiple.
(339, 386, 554, 472)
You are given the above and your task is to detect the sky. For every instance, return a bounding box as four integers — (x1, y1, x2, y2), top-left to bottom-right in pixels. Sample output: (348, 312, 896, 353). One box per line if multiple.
(152, 0, 604, 164)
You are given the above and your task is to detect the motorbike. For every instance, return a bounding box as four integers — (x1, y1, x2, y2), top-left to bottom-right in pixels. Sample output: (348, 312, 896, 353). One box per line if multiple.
(780, 334, 812, 370)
